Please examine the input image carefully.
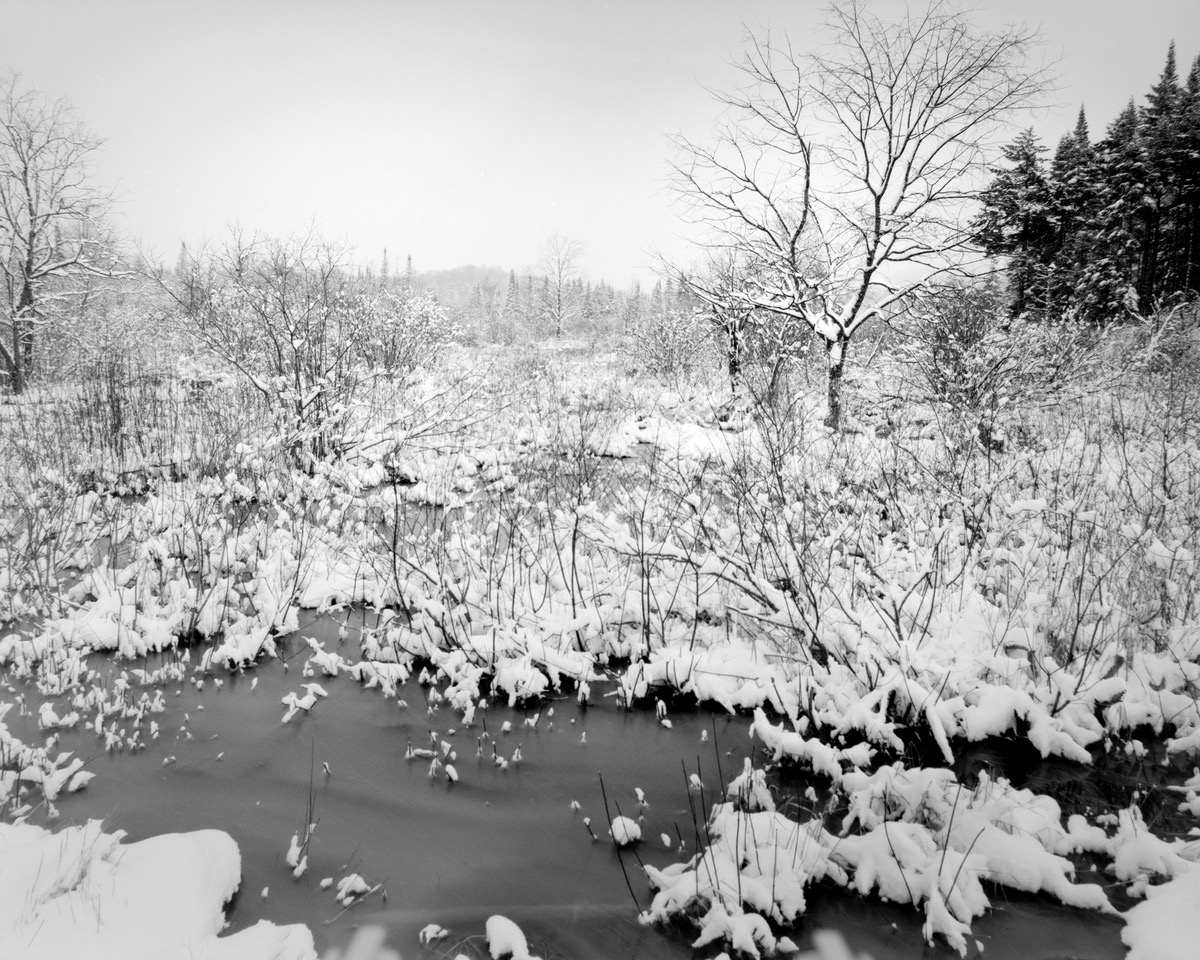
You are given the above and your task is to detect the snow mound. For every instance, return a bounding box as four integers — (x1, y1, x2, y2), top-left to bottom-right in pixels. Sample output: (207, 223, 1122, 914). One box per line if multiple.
(486, 914, 542, 960)
(0, 820, 315, 960)
(610, 815, 642, 846)
(1123, 866, 1200, 960)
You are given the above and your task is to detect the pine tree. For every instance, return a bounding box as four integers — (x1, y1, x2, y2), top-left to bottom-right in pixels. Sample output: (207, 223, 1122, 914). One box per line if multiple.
(1134, 44, 1183, 303)
(468, 283, 489, 339)
(1178, 55, 1200, 293)
(504, 269, 520, 320)
(1143, 42, 1181, 142)
(381, 248, 389, 285)
(624, 281, 643, 334)
(1088, 101, 1151, 316)
(1045, 115, 1100, 316)
(974, 129, 1058, 316)
(976, 44, 1200, 321)
(1073, 105, 1090, 145)
(581, 280, 595, 321)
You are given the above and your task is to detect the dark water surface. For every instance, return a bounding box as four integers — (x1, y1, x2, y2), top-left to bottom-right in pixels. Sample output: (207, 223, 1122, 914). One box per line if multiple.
(6, 629, 1127, 960)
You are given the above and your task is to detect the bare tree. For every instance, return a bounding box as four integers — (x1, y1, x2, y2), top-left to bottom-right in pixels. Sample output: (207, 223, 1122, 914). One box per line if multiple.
(671, 1, 1049, 428)
(540, 234, 582, 338)
(0, 75, 119, 392)
(172, 228, 364, 462)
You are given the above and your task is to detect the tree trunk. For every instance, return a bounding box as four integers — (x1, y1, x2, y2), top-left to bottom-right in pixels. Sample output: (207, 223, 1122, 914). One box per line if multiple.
(1183, 199, 1199, 298)
(1137, 206, 1161, 312)
(12, 280, 35, 393)
(823, 336, 847, 431)
(3, 322, 18, 393)
(726, 320, 744, 389)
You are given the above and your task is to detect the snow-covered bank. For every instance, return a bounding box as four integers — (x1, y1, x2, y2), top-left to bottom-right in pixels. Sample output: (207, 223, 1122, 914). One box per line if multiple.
(1122, 866, 1200, 960)
(0, 819, 315, 960)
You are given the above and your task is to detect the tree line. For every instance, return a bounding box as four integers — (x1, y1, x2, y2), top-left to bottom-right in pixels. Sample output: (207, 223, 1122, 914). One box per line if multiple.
(975, 43, 1200, 322)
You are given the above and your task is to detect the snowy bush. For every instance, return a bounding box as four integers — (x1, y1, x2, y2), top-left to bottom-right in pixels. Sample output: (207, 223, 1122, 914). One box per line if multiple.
(640, 762, 1114, 956)
(348, 285, 457, 379)
(896, 282, 1107, 450)
(623, 304, 717, 389)
(176, 231, 384, 463)
(1124, 302, 1200, 375)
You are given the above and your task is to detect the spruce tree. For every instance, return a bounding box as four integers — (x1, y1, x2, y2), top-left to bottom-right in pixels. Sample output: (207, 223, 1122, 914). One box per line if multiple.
(1090, 101, 1151, 316)
(973, 129, 1058, 316)
(975, 43, 1200, 321)
(1137, 44, 1182, 303)
(1178, 56, 1200, 293)
(1046, 115, 1100, 317)
(624, 281, 643, 335)
(504, 269, 520, 321)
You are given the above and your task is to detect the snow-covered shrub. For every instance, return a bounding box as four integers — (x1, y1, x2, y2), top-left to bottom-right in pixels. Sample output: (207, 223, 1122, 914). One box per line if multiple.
(641, 762, 1114, 957)
(1124, 302, 1200, 375)
(348, 285, 457, 379)
(624, 304, 717, 390)
(40, 302, 186, 381)
(174, 231, 379, 463)
(896, 282, 1106, 451)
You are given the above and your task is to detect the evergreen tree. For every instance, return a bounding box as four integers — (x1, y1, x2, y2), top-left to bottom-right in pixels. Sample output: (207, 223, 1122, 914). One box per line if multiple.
(651, 280, 664, 315)
(1143, 42, 1181, 144)
(1073, 105, 1090, 145)
(1089, 101, 1151, 316)
(467, 283, 490, 338)
(975, 45, 1200, 321)
(581, 280, 595, 321)
(1135, 44, 1182, 303)
(1045, 114, 1100, 316)
(1178, 56, 1200, 293)
(503, 269, 521, 321)
(973, 129, 1058, 316)
(624, 281, 643, 334)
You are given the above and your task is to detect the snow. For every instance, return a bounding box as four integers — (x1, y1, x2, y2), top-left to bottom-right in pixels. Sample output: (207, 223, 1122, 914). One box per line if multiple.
(642, 758, 1119, 956)
(3, 345, 1200, 957)
(0, 820, 315, 960)
(610, 815, 642, 846)
(1122, 866, 1200, 960)
(419, 923, 449, 944)
(334, 873, 372, 905)
(486, 915, 541, 960)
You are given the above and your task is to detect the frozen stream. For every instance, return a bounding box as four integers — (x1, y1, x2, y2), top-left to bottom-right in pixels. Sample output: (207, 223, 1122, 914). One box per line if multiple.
(4, 619, 1129, 960)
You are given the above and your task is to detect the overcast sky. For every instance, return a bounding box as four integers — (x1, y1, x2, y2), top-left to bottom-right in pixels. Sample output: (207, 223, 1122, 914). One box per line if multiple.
(1, 0, 1194, 286)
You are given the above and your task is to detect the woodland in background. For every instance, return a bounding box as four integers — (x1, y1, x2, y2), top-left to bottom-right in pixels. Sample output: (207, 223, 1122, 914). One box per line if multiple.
(976, 43, 1200, 322)
(0, 29, 1195, 417)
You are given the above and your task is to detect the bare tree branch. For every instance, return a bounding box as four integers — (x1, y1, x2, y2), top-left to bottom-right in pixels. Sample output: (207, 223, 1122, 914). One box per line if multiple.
(668, 1, 1050, 428)
(0, 73, 127, 391)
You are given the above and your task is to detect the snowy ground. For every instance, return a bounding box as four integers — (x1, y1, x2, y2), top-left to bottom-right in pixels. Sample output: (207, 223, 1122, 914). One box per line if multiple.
(2, 345, 1199, 958)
